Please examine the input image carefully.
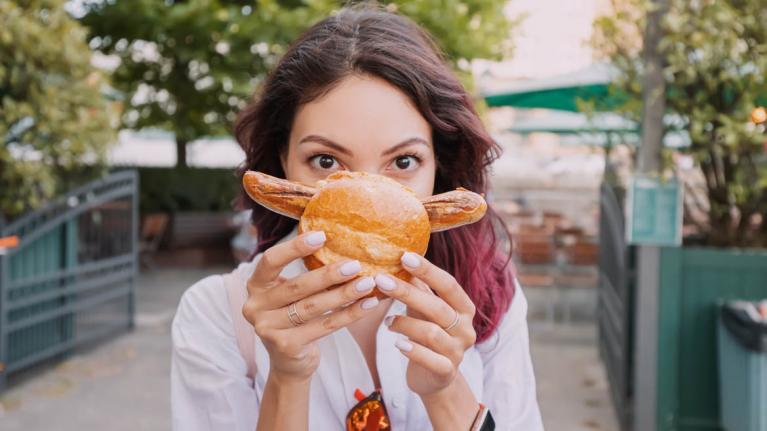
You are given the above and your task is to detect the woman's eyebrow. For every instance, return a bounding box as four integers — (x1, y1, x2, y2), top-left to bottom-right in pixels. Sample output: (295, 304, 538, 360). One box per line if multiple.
(298, 135, 353, 156)
(381, 138, 430, 156)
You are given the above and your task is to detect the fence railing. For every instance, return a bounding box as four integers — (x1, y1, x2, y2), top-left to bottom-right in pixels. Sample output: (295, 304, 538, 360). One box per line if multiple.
(0, 170, 138, 390)
(597, 181, 637, 431)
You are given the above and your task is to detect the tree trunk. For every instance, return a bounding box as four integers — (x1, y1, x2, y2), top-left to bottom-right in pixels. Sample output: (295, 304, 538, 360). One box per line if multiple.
(637, 0, 667, 175)
(176, 136, 188, 168)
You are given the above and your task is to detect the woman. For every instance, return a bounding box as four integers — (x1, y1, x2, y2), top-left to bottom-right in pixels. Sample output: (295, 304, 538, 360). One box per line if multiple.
(171, 5, 542, 430)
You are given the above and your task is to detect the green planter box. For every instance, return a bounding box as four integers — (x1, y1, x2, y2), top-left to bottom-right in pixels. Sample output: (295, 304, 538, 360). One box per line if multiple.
(656, 246, 767, 431)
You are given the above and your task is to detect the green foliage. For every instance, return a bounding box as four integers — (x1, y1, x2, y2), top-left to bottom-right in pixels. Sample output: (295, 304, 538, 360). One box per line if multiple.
(0, 0, 117, 221)
(79, 0, 515, 166)
(593, 0, 767, 247)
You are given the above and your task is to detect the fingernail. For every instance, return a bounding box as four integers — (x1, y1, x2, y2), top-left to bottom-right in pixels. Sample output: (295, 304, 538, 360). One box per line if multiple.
(355, 277, 375, 292)
(395, 339, 413, 352)
(384, 315, 394, 327)
(401, 252, 420, 268)
(361, 297, 379, 310)
(304, 231, 326, 246)
(375, 274, 396, 291)
(340, 260, 361, 276)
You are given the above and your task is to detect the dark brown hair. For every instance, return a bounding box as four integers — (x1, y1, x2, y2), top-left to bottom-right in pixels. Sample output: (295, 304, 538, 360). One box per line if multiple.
(235, 4, 514, 343)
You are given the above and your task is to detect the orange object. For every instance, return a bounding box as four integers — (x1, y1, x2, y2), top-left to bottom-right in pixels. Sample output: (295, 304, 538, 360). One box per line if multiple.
(346, 388, 391, 431)
(751, 107, 767, 124)
(354, 388, 367, 402)
(0, 236, 19, 249)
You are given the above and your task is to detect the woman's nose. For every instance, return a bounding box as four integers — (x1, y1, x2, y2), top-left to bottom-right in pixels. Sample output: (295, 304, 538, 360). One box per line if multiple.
(346, 164, 382, 176)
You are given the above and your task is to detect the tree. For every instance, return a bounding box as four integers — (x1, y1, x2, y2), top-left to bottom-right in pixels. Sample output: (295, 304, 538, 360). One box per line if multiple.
(593, 0, 767, 247)
(79, 0, 516, 168)
(0, 0, 116, 221)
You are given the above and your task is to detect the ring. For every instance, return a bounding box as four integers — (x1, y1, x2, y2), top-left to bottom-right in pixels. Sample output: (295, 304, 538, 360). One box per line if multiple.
(444, 309, 460, 331)
(287, 302, 305, 327)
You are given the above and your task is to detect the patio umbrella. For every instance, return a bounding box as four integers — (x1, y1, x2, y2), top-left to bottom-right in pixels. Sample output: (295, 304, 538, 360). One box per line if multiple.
(483, 64, 622, 112)
(507, 111, 636, 135)
(506, 110, 690, 148)
(483, 63, 767, 112)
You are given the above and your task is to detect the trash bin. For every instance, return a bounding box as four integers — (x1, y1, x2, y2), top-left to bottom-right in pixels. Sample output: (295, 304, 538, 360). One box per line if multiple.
(718, 301, 767, 431)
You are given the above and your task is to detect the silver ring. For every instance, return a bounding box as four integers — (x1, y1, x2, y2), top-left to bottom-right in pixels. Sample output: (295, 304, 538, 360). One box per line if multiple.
(444, 309, 460, 331)
(287, 302, 305, 326)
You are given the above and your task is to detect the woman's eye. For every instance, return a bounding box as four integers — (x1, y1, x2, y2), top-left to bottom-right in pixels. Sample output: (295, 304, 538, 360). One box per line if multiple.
(309, 154, 340, 170)
(392, 155, 419, 171)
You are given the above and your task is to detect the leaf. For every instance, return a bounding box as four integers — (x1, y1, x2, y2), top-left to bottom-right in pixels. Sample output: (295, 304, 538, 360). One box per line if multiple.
(1, 0, 116, 219)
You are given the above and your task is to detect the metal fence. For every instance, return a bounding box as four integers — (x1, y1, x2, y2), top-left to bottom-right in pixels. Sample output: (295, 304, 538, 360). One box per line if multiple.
(597, 181, 637, 431)
(0, 170, 138, 390)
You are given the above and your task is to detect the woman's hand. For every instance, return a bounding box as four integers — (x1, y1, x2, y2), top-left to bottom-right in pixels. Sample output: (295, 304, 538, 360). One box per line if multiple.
(243, 230, 382, 383)
(374, 252, 477, 397)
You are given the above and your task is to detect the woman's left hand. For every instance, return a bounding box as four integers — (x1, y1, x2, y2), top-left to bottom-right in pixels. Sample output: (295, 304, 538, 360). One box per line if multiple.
(374, 252, 477, 397)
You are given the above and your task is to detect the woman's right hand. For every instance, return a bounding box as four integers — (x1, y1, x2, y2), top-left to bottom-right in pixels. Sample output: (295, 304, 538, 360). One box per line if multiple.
(242, 230, 380, 382)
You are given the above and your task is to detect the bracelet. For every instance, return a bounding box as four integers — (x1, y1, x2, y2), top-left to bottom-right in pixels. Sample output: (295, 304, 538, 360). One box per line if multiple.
(469, 403, 495, 431)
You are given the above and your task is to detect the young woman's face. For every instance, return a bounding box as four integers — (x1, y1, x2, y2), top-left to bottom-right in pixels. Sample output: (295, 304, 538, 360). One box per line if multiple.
(282, 74, 436, 198)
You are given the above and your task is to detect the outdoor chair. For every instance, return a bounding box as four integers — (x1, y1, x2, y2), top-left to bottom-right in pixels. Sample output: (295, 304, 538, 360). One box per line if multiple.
(139, 213, 169, 270)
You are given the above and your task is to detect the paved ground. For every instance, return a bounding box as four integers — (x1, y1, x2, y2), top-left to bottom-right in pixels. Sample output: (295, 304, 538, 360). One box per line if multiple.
(530, 322, 620, 431)
(0, 267, 619, 430)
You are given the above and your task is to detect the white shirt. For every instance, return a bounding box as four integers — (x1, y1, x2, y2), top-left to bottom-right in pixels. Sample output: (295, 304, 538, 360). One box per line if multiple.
(171, 228, 543, 430)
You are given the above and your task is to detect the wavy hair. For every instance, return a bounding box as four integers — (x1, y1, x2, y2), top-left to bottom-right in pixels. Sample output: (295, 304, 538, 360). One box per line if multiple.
(234, 4, 514, 343)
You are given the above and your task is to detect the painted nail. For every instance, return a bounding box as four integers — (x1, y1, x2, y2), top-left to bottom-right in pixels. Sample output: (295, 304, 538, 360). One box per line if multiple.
(375, 274, 396, 291)
(339, 260, 361, 276)
(304, 231, 326, 246)
(395, 339, 413, 352)
(384, 315, 395, 327)
(401, 252, 420, 268)
(361, 297, 379, 310)
(355, 277, 375, 292)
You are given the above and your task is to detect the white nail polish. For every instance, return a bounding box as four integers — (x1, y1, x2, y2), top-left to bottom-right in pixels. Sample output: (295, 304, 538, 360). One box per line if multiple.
(384, 315, 394, 327)
(401, 252, 420, 268)
(361, 297, 379, 310)
(355, 277, 375, 292)
(304, 231, 326, 246)
(395, 339, 413, 352)
(340, 260, 361, 276)
(375, 274, 396, 291)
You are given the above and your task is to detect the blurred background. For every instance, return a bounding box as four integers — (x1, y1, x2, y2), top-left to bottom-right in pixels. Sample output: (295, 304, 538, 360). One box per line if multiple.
(1, 1, 766, 430)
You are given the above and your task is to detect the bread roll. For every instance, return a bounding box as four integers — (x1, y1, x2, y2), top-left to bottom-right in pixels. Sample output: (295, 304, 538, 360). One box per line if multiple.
(242, 170, 487, 298)
(298, 171, 430, 288)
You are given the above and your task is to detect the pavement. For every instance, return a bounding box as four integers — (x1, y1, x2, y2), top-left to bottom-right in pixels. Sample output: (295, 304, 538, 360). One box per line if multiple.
(530, 322, 620, 431)
(0, 266, 619, 431)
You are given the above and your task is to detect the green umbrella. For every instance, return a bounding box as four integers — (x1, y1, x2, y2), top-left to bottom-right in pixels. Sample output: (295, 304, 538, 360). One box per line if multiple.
(483, 63, 767, 111)
(482, 64, 623, 112)
(506, 110, 690, 148)
(485, 83, 620, 111)
(507, 111, 636, 135)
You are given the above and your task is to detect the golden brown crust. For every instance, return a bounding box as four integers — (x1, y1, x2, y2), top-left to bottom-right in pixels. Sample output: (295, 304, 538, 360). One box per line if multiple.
(242, 171, 317, 220)
(421, 188, 487, 232)
(298, 171, 430, 284)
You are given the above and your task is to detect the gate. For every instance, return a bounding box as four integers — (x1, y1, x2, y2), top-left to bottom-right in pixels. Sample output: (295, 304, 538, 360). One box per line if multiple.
(0, 170, 138, 390)
(597, 181, 637, 430)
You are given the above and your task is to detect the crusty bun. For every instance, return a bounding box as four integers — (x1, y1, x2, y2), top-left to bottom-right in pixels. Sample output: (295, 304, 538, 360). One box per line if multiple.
(298, 171, 430, 290)
(242, 169, 488, 299)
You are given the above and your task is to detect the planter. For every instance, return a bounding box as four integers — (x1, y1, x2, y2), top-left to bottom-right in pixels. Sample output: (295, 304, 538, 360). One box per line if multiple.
(656, 246, 767, 431)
